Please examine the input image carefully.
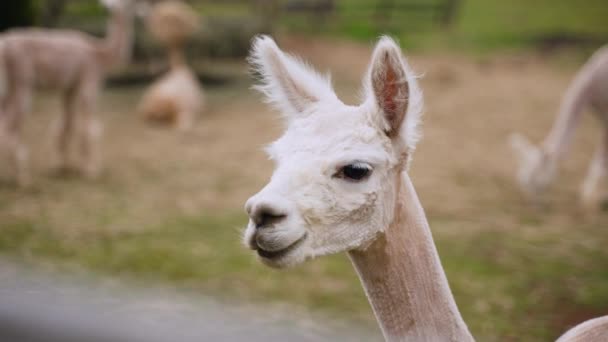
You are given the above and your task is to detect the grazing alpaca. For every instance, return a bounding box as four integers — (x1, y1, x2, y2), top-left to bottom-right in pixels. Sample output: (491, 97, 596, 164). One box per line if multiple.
(0, 0, 136, 187)
(137, 0, 204, 131)
(510, 46, 608, 208)
(243, 36, 608, 341)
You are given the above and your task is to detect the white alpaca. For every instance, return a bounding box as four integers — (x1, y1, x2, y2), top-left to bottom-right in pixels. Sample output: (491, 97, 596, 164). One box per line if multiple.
(0, 0, 136, 187)
(243, 36, 608, 341)
(137, 0, 204, 131)
(510, 46, 608, 207)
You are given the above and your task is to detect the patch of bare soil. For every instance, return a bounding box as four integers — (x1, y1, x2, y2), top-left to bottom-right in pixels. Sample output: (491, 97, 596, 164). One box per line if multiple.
(1, 36, 605, 235)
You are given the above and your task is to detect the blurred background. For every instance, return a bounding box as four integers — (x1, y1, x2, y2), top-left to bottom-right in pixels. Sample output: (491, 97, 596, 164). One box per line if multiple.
(0, 0, 607, 341)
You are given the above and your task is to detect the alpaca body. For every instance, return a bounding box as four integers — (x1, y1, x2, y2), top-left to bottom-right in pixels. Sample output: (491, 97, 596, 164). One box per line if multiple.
(138, 64, 203, 130)
(510, 46, 608, 207)
(1, 30, 102, 90)
(243, 36, 608, 341)
(557, 316, 608, 342)
(0, 0, 135, 186)
(138, 0, 203, 131)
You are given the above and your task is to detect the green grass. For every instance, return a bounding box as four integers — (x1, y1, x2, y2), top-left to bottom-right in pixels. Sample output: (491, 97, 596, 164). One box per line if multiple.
(50, 0, 608, 53)
(2, 213, 607, 341)
(280, 0, 608, 52)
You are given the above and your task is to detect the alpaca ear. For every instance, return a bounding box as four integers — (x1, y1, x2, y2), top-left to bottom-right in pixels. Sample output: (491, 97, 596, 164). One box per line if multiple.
(366, 36, 422, 147)
(249, 35, 338, 117)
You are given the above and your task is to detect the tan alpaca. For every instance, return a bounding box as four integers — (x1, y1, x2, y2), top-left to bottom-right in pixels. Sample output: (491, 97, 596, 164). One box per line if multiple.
(0, 0, 136, 187)
(243, 36, 608, 341)
(137, 1, 204, 131)
(510, 46, 608, 208)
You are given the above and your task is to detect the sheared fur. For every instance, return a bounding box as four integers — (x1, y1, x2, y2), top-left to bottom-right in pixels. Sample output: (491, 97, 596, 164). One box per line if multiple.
(244, 36, 608, 341)
(557, 316, 608, 342)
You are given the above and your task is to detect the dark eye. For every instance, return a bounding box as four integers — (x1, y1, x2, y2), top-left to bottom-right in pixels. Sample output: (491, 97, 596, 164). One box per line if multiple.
(336, 162, 372, 182)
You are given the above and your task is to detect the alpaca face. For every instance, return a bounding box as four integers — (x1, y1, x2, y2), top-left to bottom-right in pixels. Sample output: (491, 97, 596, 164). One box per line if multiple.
(244, 36, 423, 268)
(100, 0, 135, 12)
(509, 133, 556, 197)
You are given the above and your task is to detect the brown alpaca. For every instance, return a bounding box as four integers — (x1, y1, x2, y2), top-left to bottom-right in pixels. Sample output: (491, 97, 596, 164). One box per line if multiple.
(137, 0, 204, 131)
(0, 0, 137, 187)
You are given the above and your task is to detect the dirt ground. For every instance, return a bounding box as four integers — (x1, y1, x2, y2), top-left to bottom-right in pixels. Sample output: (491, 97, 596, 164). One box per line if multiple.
(2, 36, 603, 233)
(1, 37, 607, 340)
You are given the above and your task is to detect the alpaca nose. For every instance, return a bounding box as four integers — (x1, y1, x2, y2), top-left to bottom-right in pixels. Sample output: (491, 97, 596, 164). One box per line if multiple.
(246, 199, 288, 229)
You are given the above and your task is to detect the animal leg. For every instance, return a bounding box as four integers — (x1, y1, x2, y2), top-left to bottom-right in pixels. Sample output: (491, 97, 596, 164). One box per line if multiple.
(4, 86, 31, 187)
(9, 133, 30, 188)
(74, 81, 103, 179)
(52, 88, 78, 170)
(580, 129, 608, 209)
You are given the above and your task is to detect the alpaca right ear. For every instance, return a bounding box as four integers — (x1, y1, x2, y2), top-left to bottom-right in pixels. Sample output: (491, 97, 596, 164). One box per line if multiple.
(249, 36, 338, 117)
(365, 36, 423, 152)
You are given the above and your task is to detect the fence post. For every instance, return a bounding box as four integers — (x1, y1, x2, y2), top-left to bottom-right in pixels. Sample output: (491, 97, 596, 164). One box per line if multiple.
(440, 0, 461, 29)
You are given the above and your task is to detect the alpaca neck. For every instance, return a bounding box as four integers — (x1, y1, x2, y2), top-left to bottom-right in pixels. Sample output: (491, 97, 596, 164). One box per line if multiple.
(542, 63, 593, 160)
(348, 173, 473, 342)
(168, 45, 186, 70)
(99, 6, 134, 68)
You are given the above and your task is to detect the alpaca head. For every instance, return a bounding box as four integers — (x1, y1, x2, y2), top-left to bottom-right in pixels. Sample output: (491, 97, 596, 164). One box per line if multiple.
(146, 1, 201, 48)
(509, 133, 556, 197)
(99, 0, 136, 12)
(244, 36, 423, 268)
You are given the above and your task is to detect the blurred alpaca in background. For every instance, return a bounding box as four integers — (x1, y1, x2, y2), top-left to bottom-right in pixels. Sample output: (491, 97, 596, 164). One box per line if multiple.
(510, 46, 608, 209)
(137, 0, 204, 131)
(0, 0, 136, 187)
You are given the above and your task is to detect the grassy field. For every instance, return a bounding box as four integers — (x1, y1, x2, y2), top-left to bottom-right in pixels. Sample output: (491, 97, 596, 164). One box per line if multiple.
(53, 0, 608, 53)
(269, 0, 608, 53)
(1, 37, 607, 341)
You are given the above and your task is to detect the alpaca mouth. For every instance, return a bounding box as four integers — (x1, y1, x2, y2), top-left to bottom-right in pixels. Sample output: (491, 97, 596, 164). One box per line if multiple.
(257, 233, 307, 260)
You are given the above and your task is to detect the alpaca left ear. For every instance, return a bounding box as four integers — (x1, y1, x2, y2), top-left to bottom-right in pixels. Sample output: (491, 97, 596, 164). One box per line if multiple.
(249, 35, 338, 118)
(366, 37, 422, 149)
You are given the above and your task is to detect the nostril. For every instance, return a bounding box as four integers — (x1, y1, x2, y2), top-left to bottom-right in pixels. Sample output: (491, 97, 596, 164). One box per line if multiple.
(259, 212, 286, 228)
(244, 200, 253, 216)
(253, 205, 287, 228)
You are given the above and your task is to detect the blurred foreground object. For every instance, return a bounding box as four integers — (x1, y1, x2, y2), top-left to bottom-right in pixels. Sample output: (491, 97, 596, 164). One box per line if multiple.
(509, 46, 608, 211)
(0, 260, 376, 342)
(138, 0, 204, 131)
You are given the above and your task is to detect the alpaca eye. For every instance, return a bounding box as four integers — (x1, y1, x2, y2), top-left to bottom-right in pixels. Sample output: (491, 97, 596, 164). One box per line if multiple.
(337, 163, 372, 182)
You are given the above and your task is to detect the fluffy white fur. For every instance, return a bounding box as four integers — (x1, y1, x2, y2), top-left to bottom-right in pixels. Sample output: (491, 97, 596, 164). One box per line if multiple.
(244, 35, 422, 268)
(243, 36, 608, 341)
(248, 36, 339, 118)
